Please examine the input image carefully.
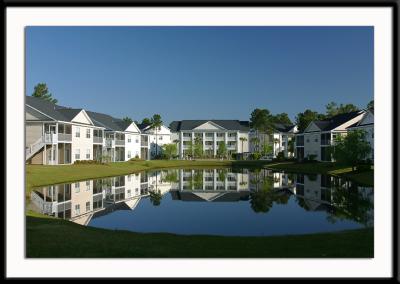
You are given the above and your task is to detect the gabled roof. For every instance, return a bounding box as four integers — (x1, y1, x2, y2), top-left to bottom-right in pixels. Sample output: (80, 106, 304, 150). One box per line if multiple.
(272, 123, 296, 133)
(137, 123, 151, 131)
(56, 108, 85, 121)
(169, 120, 250, 132)
(305, 110, 365, 132)
(25, 96, 69, 121)
(86, 111, 131, 132)
(346, 109, 374, 129)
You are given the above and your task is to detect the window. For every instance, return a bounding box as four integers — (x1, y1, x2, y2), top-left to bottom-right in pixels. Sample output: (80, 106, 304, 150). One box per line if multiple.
(86, 129, 90, 138)
(217, 133, 224, 138)
(75, 149, 80, 160)
(159, 136, 163, 140)
(86, 181, 90, 190)
(128, 175, 131, 181)
(135, 137, 139, 143)
(128, 135, 131, 143)
(75, 127, 80, 138)
(75, 204, 80, 215)
(75, 182, 80, 193)
(86, 202, 90, 212)
(86, 149, 90, 159)
(128, 151, 131, 159)
(228, 133, 236, 138)
(127, 190, 131, 197)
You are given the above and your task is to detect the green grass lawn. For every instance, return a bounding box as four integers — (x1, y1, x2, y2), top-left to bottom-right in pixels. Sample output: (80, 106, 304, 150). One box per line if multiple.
(26, 212, 373, 258)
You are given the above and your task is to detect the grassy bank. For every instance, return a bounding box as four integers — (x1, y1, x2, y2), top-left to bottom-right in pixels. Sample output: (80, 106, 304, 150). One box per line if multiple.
(265, 161, 374, 186)
(26, 212, 373, 258)
(26, 160, 231, 194)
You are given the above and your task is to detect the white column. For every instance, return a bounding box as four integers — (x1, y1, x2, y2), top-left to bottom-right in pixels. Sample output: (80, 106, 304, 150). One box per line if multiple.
(179, 132, 183, 158)
(202, 132, 205, 157)
(213, 132, 217, 157)
(236, 131, 240, 153)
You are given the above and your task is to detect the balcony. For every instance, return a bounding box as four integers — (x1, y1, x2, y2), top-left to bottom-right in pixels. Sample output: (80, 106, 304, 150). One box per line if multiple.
(115, 139, 125, 146)
(58, 133, 72, 142)
(93, 136, 103, 144)
(105, 139, 115, 148)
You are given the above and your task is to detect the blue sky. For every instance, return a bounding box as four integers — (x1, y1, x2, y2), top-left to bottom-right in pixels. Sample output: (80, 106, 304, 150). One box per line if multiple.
(26, 26, 373, 125)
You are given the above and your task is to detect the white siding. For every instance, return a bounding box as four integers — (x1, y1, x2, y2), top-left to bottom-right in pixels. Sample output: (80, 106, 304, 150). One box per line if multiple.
(71, 125, 93, 163)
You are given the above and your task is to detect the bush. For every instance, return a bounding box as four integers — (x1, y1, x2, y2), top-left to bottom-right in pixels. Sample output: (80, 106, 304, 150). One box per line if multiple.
(129, 157, 144, 162)
(356, 164, 371, 172)
(276, 151, 285, 161)
(74, 160, 105, 165)
(251, 152, 262, 160)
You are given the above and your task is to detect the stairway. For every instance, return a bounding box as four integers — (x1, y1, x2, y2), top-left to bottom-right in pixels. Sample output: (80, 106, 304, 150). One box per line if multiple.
(26, 137, 45, 161)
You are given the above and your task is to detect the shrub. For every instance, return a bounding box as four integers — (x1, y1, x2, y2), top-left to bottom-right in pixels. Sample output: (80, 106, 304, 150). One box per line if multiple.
(129, 157, 144, 162)
(356, 164, 371, 172)
(251, 152, 262, 160)
(276, 151, 285, 161)
(74, 160, 104, 165)
(306, 154, 317, 162)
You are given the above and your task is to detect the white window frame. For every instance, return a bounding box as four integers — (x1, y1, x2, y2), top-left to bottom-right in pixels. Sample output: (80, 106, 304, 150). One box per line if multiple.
(75, 149, 80, 160)
(86, 149, 90, 159)
(86, 128, 91, 138)
(75, 127, 80, 138)
(128, 135, 131, 143)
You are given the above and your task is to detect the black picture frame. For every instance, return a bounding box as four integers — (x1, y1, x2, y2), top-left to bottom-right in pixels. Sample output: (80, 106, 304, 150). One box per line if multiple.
(4, 0, 399, 280)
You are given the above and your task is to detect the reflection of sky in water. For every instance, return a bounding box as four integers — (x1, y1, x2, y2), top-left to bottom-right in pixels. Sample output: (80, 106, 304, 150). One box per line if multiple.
(31, 168, 374, 237)
(89, 193, 365, 236)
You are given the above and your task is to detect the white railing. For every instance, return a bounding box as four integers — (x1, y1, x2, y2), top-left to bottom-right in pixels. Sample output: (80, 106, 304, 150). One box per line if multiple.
(58, 133, 72, 142)
(115, 139, 125, 146)
(44, 133, 58, 144)
(106, 139, 115, 148)
(30, 191, 55, 214)
(26, 137, 45, 160)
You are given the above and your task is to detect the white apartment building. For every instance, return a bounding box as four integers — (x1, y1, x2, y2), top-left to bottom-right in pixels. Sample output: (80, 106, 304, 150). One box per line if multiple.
(26, 96, 105, 165)
(87, 111, 142, 162)
(138, 123, 172, 159)
(249, 123, 298, 158)
(169, 120, 250, 159)
(347, 109, 374, 161)
(295, 110, 366, 162)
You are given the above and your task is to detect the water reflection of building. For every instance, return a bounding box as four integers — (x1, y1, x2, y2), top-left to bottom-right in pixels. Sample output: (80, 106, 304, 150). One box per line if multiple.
(248, 169, 294, 191)
(292, 174, 374, 226)
(31, 172, 150, 225)
(170, 169, 250, 202)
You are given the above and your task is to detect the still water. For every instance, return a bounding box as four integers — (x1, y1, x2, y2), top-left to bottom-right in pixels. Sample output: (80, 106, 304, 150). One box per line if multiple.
(30, 167, 373, 236)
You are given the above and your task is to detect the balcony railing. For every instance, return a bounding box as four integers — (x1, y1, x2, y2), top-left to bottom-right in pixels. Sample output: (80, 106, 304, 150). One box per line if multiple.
(93, 136, 103, 144)
(58, 133, 72, 142)
(105, 139, 115, 148)
(115, 139, 125, 146)
(321, 139, 331, 146)
(44, 133, 58, 144)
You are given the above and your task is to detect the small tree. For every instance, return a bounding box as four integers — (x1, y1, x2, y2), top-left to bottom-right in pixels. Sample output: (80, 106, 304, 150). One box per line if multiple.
(31, 83, 58, 103)
(261, 143, 273, 156)
(162, 143, 177, 159)
(332, 130, 371, 171)
(193, 137, 203, 158)
(239, 137, 247, 154)
(149, 190, 162, 206)
(217, 141, 227, 158)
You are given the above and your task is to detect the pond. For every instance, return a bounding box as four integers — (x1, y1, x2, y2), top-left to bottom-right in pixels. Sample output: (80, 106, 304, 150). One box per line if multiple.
(30, 167, 374, 236)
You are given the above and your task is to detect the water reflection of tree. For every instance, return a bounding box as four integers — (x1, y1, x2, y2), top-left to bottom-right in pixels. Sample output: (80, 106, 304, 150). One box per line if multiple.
(328, 183, 373, 226)
(162, 170, 179, 183)
(149, 190, 162, 206)
(250, 175, 282, 213)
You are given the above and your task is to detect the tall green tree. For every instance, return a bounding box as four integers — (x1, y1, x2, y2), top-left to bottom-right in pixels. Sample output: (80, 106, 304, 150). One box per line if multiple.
(217, 141, 227, 158)
(325, 102, 359, 118)
(331, 130, 371, 171)
(271, 113, 292, 125)
(141, 118, 151, 125)
(250, 108, 274, 134)
(295, 109, 325, 132)
(367, 100, 374, 109)
(122, 116, 133, 124)
(261, 143, 273, 156)
(31, 83, 58, 103)
(150, 114, 163, 157)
